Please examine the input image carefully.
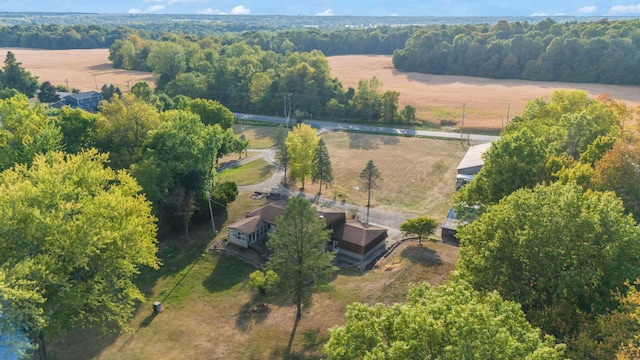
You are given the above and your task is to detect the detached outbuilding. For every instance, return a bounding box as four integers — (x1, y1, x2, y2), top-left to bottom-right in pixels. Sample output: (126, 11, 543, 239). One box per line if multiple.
(455, 142, 492, 189)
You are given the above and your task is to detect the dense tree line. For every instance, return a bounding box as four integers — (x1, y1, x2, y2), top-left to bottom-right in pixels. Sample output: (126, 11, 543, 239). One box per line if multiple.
(0, 21, 413, 54)
(0, 24, 135, 49)
(109, 35, 416, 123)
(453, 90, 640, 358)
(394, 18, 640, 85)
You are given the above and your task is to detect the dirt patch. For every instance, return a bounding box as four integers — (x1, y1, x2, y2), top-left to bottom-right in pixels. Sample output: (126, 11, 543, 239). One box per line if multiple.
(0, 48, 154, 92)
(328, 54, 640, 131)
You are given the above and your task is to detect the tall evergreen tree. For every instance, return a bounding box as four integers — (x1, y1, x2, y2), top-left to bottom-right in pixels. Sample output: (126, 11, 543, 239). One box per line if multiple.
(0, 51, 38, 98)
(311, 138, 333, 196)
(267, 197, 337, 318)
(359, 160, 382, 224)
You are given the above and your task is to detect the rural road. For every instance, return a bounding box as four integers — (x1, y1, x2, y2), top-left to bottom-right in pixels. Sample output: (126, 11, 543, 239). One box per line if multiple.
(233, 112, 500, 143)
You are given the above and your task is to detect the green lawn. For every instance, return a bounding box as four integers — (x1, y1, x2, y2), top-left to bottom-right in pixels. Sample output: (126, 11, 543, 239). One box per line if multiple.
(217, 158, 274, 186)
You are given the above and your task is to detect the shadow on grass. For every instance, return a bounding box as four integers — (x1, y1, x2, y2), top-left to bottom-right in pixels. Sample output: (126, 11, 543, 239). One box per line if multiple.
(139, 312, 158, 328)
(267, 322, 324, 360)
(400, 244, 442, 267)
(202, 254, 253, 293)
(235, 300, 272, 332)
(48, 327, 120, 360)
(348, 132, 400, 150)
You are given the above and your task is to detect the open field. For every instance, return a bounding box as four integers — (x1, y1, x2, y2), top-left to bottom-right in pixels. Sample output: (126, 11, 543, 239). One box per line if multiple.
(328, 55, 640, 131)
(48, 198, 459, 360)
(0, 48, 153, 92)
(298, 131, 467, 218)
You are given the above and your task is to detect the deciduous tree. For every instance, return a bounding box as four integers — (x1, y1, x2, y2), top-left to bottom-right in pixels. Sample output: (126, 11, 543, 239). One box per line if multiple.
(36, 81, 59, 103)
(0, 94, 63, 171)
(0, 150, 159, 359)
(457, 182, 640, 340)
(267, 197, 336, 318)
(399, 216, 438, 245)
(286, 123, 319, 189)
(325, 280, 565, 359)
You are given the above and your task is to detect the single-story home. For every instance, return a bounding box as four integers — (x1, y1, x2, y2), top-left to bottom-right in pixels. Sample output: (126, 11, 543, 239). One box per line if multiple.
(51, 91, 102, 111)
(227, 203, 387, 262)
(227, 203, 285, 248)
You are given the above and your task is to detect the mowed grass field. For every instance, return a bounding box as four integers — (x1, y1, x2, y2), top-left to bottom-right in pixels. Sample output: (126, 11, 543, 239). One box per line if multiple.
(328, 55, 640, 131)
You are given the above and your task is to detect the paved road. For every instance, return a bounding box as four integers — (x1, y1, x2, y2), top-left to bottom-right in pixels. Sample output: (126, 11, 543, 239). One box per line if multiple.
(234, 112, 500, 143)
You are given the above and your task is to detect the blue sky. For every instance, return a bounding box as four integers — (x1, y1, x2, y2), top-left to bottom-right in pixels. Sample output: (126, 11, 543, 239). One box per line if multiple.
(2, 1, 640, 17)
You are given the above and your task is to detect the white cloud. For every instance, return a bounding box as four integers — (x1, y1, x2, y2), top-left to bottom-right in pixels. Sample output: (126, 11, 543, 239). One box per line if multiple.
(198, 8, 225, 14)
(577, 6, 597, 14)
(315, 8, 334, 16)
(530, 12, 549, 16)
(146, 4, 166, 12)
(230, 5, 250, 14)
(168, 0, 208, 4)
(610, 4, 640, 14)
(128, 8, 142, 13)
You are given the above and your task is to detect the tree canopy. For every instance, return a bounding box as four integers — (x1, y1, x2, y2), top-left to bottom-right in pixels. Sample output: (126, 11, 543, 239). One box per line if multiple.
(267, 197, 336, 318)
(325, 279, 565, 359)
(0, 51, 38, 98)
(457, 181, 640, 341)
(311, 138, 333, 196)
(0, 150, 159, 358)
(286, 123, 319, 189)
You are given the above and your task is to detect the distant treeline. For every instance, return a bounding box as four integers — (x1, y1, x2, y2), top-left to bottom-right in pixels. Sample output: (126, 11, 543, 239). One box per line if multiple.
(0, 22, 415, 55)
(0, 24, 132, 49)
(393, 18, 640, 85)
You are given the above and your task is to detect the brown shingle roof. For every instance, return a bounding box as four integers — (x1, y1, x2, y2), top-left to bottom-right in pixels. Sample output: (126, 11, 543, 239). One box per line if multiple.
(319, 210, 346, 227)
(228, 215, 264, 234)
(246, 203, 285, 225)
(332, 220, 387, 247)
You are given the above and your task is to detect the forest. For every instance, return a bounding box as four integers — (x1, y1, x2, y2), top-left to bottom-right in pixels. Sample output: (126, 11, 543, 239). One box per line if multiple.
(393, 18, 640, 84)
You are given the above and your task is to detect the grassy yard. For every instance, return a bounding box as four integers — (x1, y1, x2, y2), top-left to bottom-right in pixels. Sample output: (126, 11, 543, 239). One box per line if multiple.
(293, 131, 469, 219)
(232, 123, 280, 149)
(217, 158, 274, 186)
(47, 189, 459, 359)
(47, 127, 465, 359)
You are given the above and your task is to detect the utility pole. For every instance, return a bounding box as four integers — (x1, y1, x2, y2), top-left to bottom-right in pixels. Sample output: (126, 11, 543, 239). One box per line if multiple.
(205, 183, 217, 235)
(460, 103, 466, 141)
(284, 93, 292, 129)
(506, 103, 511, 125)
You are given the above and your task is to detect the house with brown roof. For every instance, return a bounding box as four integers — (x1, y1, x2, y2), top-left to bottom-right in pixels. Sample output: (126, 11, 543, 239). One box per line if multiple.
(226, 203, 388, 262)
(227, 203, 285, 248)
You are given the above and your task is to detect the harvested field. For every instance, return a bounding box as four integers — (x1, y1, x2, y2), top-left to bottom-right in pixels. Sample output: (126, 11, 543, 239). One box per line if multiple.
(0, 48, 154, 92)
(328, 55, 640, 131)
